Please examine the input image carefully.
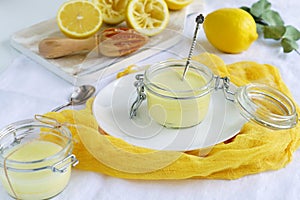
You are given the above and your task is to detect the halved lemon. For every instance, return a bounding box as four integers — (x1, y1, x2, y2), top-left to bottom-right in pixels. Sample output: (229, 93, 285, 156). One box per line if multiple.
(93, 0, 128, 25)
(125, 0, 170, 36)
(57, 0, 103, 39)
(165, 0, 193, 10)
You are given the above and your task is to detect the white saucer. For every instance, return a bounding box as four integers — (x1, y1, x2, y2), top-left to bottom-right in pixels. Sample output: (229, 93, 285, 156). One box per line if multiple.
(92, 73, 247, 151)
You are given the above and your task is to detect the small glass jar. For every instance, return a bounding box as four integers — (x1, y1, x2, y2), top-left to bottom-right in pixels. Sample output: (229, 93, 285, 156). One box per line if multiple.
(130, 60, 298, 130)
(0, 117, 78, 200)
(144, 60, 214, 128)
(130, 60, 215, 128)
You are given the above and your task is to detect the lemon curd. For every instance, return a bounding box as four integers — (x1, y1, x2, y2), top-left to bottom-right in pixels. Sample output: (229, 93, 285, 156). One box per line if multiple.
(146, 67, 211, 128)
(0, 140, 71, 200)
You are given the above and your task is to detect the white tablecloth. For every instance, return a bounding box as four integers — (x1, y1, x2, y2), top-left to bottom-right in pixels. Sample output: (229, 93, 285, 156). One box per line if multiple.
(0, 0, 300, 199)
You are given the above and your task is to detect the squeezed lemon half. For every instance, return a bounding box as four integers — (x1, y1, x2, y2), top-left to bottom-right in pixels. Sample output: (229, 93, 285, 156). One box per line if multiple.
(93, 0, 128, 25)
(125, 0, 170, 36)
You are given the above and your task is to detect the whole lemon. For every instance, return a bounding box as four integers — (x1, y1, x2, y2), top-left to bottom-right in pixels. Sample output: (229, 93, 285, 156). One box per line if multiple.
(203, 8, 258, 54)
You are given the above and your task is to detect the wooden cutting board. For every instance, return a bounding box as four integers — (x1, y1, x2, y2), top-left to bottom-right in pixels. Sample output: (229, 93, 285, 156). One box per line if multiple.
(10, 1, 204, 84)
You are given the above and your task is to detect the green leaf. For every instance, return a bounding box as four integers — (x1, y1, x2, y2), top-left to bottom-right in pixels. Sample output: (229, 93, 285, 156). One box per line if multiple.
(240, 6, 251, 13)
(240, 6, 269, 26)
(281, 38, 299, 53)
(250, 0, 271, 17)
(241, 0, 300, 54)
(283, 25, 300, 41)
(261, 10, 284, 26)
(263, 26, 286, 40)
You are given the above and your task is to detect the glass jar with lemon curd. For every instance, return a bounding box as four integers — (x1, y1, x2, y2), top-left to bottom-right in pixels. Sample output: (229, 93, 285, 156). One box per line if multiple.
(0, 117, 78, 200)
(136, 60, 214, 128)
(130, 60, 298, 130)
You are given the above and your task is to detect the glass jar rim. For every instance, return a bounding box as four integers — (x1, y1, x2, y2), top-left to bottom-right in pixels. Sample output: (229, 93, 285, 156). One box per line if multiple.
(235, 83, 298, 129)
(143, 60, 215, 99)
(0, 119, 73, 168)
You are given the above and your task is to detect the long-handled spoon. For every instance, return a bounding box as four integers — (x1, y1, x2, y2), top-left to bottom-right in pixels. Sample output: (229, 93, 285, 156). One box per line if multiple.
(182, 14, 205, 80)
(52, 85, 95, 112)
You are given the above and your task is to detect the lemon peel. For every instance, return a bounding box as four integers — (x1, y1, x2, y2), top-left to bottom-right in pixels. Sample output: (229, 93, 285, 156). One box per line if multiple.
(165, 0, 193, 10)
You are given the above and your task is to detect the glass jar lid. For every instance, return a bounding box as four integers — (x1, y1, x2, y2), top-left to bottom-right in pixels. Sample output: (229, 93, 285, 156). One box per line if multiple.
(235, 83, 298, 129)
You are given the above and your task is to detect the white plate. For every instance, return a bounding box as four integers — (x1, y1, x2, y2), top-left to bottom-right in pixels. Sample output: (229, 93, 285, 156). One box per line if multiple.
(92, 73, 247, 151)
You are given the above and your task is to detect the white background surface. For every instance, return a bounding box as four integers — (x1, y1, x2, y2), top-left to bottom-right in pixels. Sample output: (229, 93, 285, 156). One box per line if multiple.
(0, 0, 300, 199)
(0, 0, 66, 72)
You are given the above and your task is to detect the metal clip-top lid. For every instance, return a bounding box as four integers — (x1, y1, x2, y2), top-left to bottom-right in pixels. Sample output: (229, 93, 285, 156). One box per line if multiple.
(235, 83, 298, 129)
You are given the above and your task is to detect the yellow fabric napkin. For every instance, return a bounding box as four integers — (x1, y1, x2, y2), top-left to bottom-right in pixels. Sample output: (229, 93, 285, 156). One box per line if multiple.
(45, 53, 300, 180)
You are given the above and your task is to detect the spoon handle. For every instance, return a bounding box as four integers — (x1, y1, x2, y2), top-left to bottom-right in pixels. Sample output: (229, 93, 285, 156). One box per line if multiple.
(51, 102, 72, 112)
(182, 14, 204, 80)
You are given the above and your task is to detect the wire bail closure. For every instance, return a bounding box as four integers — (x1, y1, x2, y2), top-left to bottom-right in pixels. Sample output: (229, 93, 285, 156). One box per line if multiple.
(130, 74, 146, 118)
(214, 76, 235, 102)
(51, 154, 79, 173)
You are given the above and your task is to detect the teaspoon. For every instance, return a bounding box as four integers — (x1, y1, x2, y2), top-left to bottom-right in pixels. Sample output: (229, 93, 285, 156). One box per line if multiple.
(52, 85, 96, 112)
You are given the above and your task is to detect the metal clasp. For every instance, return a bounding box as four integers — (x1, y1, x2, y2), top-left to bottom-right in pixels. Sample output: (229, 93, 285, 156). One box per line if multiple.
(51, 154, 78, 173)
(130, 74, 146, 118)
(214, 76, 235, 102)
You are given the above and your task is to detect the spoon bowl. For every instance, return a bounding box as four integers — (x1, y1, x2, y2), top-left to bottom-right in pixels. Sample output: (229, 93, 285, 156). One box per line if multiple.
(52, 85, 95, 112)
